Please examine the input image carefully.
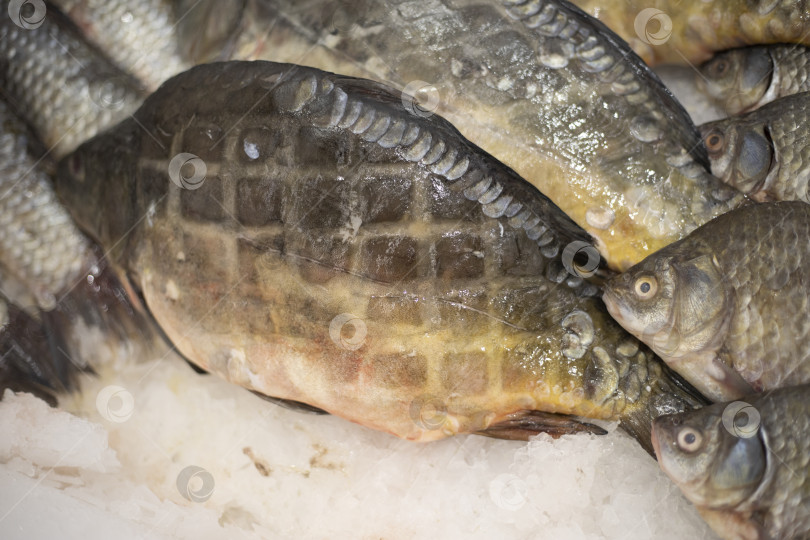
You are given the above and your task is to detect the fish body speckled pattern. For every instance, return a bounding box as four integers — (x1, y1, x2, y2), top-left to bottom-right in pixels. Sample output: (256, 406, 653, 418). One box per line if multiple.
(700, 91, 810, 203)
(56, 61, 704, 450)
(698, 45, 810, 115)
(604, 202, 810, 403)
(653, 385, 810, 540)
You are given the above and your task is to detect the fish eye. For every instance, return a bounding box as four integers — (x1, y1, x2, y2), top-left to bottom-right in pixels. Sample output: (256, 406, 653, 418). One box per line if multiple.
(704, 130, 724, 153)
(633, 276, 658, 299)
(676, 427, 704, 453)
(707, 58, 728, 79)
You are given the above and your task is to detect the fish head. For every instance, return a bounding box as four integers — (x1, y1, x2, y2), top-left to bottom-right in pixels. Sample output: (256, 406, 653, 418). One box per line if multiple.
(697, 47, 773, 115)
(700, 121, 773, 195)
(653, 404, 766, 509)
(602, 254, 678, 344)
(604, 250, 730, 366)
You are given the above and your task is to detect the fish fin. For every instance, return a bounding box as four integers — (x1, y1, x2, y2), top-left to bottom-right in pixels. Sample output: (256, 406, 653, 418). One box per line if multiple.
(475, 410, 607, 441)
(249, 391, 330, 415)
(183, 357, 210, 375)
(0, 301, 77, 406)
(710, 355, 756, 401)
(697, 507, 764, 540)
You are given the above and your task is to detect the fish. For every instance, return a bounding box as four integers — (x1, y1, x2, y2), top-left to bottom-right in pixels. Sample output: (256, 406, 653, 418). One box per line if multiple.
(0, 0, 145, 158)
(699, 92, 810, 203)
(569, 0, 810, 67)
(0, 97, 93, 310)
(603, 201, 810, 403)
(698, 45, 810, 115)
(653, 384, 810, 540)
(56, 61, 707, 451)
(169, 0, 747, 270)
(50, 0, 199, 90)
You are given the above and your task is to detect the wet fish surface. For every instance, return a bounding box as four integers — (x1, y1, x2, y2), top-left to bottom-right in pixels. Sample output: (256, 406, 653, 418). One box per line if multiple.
(570, 0, 810, 67)
(698, 45, 810, 115)
(187, 0, 749, 270)
(653, 384, 810, 540)
(603, 201, 810, 403)
(0, 0, 145, 158)
(700, 91, 810, 203)
(57, 61, 705, 449)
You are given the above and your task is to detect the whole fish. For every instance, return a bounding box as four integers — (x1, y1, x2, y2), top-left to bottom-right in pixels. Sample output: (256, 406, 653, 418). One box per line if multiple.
(700, 92, 810, 203)
(171, 0, 746, 270)
(603, 202, 810, 403)
(569, 0, 810, 67)
(653, 385, 810, 540)
(698, 45, 810, 115)
(0, 0, 145, 158)
(56, 61, 705, 451)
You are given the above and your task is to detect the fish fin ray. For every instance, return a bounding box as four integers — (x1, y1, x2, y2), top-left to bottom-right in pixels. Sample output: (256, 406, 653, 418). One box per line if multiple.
(475, 410, 607, 441)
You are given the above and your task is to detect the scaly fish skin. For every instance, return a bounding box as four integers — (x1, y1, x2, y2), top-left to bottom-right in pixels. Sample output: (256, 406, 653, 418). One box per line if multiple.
(51, 0, 192, 90)
(0, 0, 145, 158)
(217, 0, 746, 270)
(653, 385, 810, 540)
(698, 45, 810, 115)
(603, 202, 810, 403)
(0, 99, 92, 310)
(571, 0, 810, 67)
(56, 61, 705, 450)
(700, 92, 810, 203)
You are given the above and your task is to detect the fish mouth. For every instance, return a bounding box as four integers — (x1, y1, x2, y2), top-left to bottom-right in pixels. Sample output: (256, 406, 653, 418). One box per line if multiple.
(601, 288, 631, 327)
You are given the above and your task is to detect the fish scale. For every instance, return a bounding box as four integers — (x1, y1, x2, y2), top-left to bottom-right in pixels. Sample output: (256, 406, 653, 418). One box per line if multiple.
(0, 0, 145, 158)
(56, 61, 704, 449)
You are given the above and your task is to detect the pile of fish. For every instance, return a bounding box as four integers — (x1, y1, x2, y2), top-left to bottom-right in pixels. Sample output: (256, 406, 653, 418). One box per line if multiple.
(1, 0, 809, 538)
